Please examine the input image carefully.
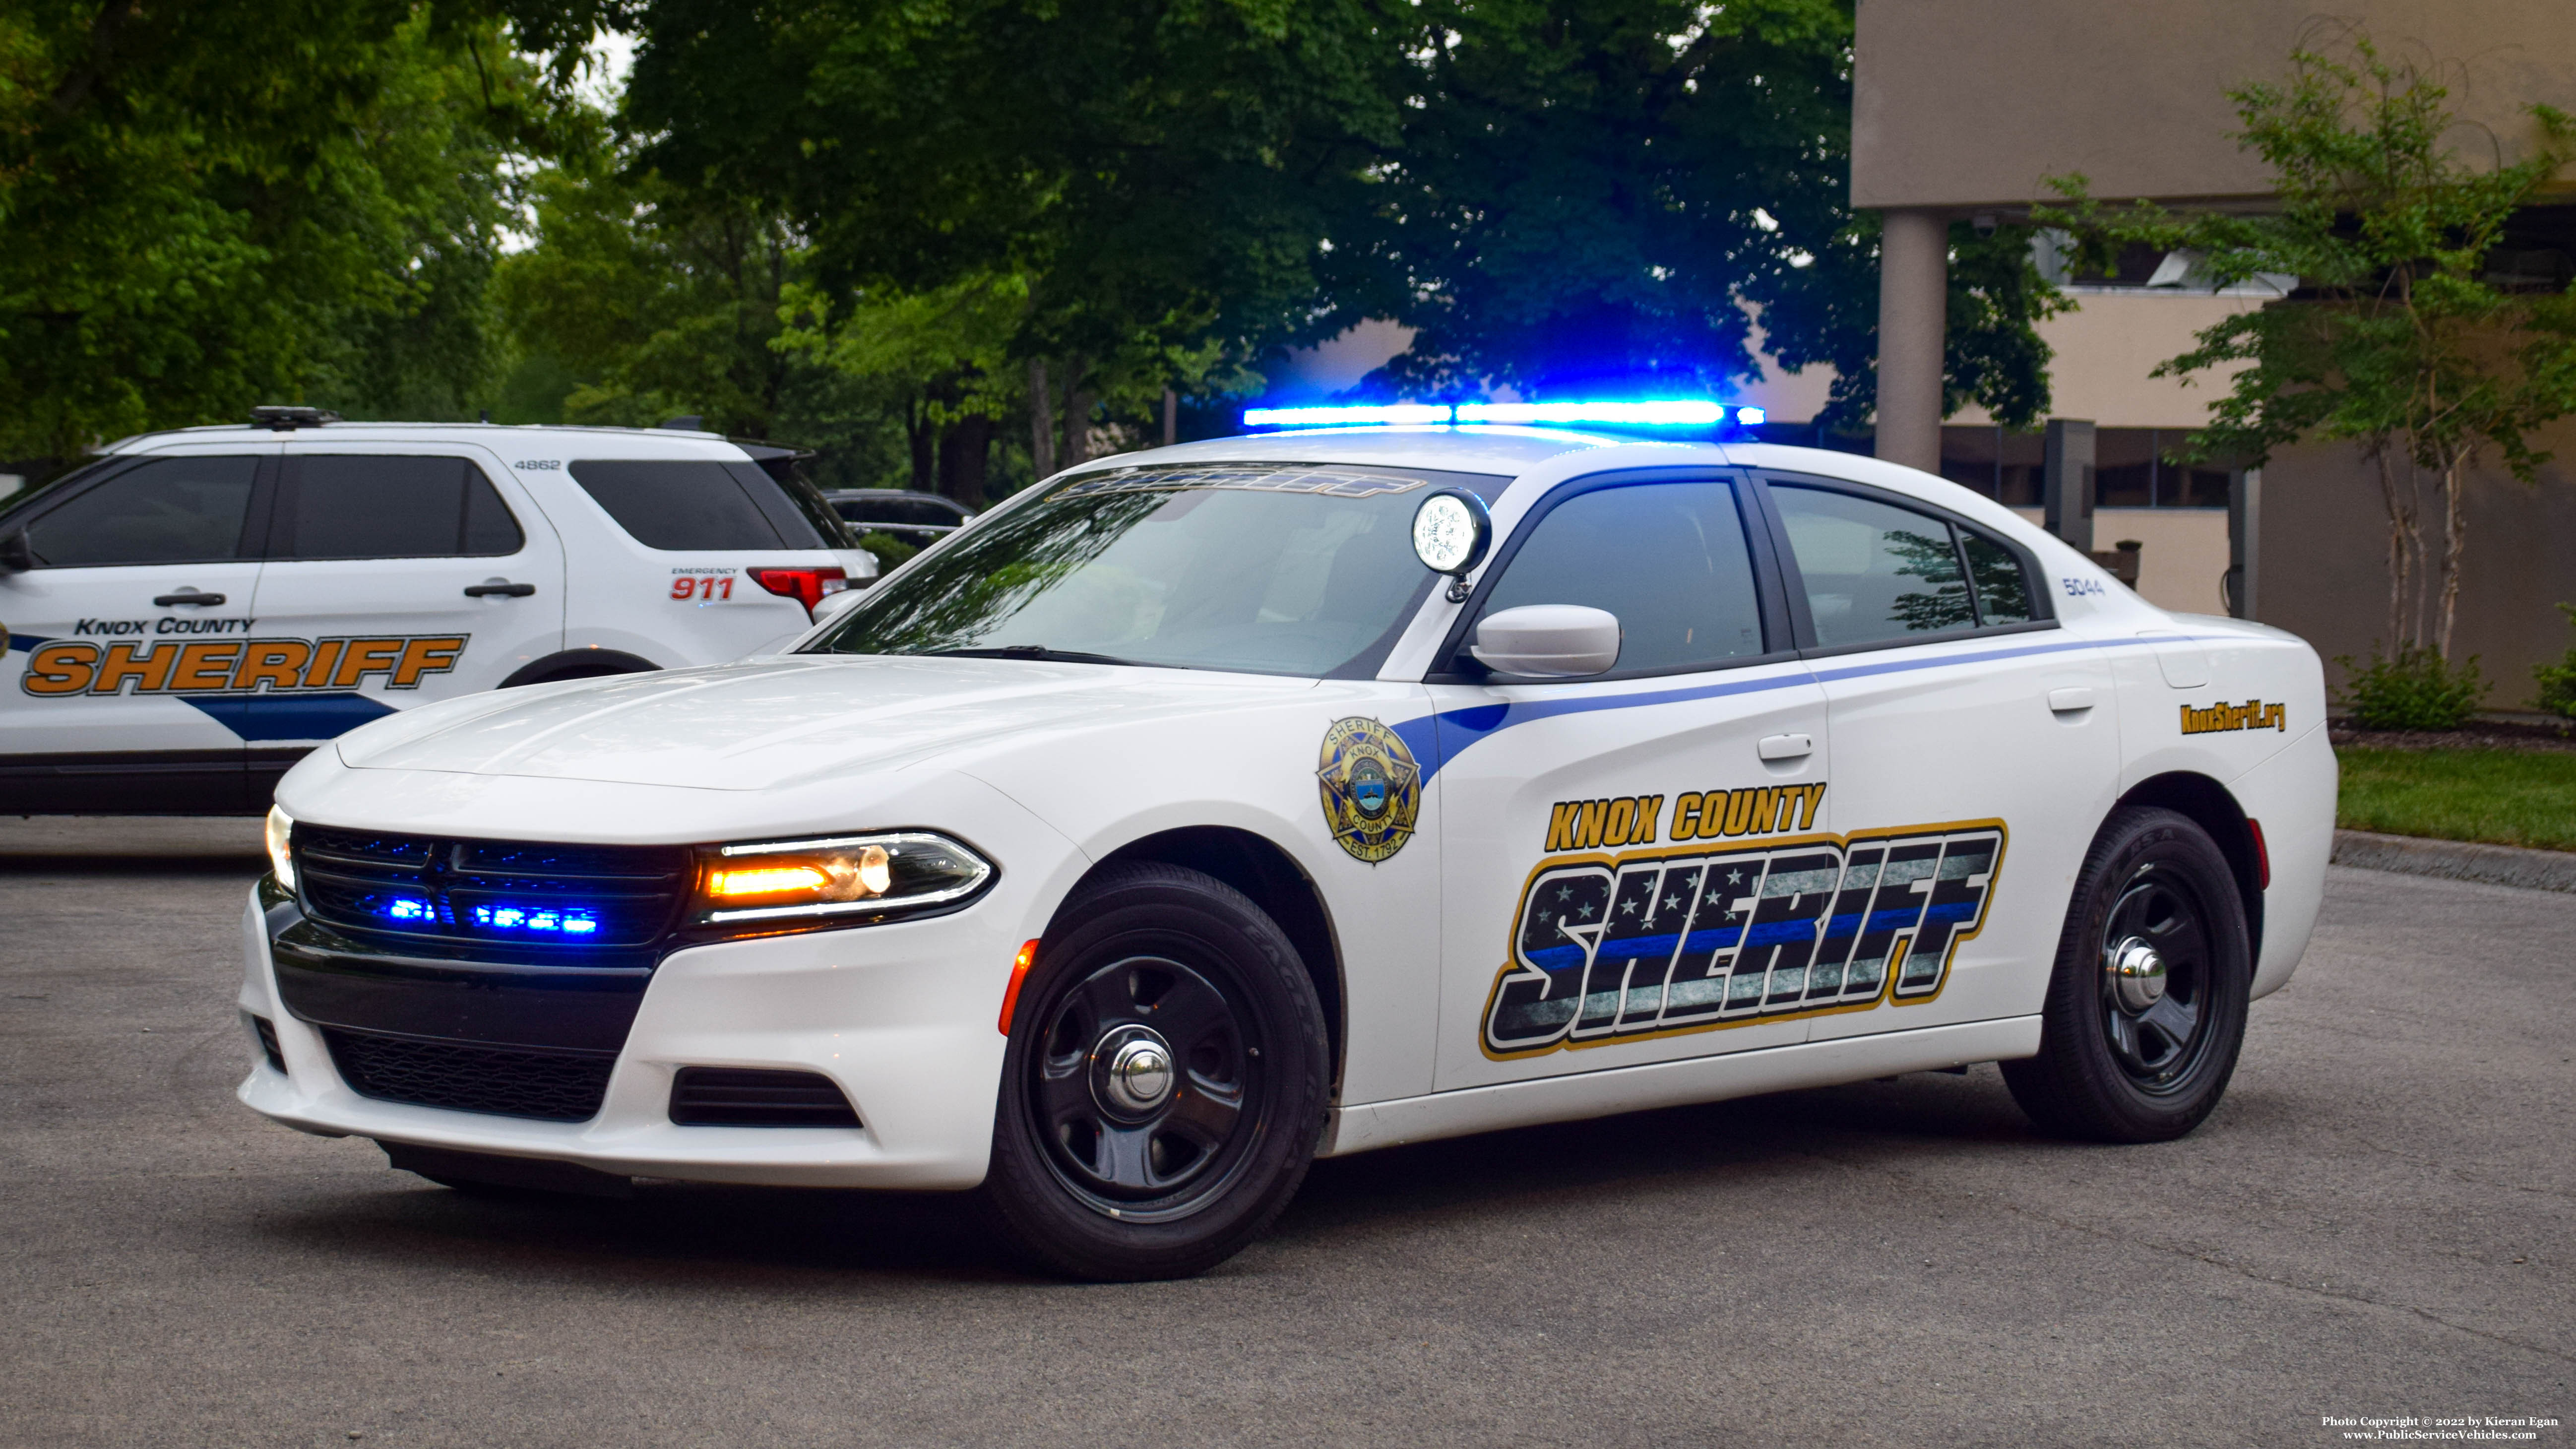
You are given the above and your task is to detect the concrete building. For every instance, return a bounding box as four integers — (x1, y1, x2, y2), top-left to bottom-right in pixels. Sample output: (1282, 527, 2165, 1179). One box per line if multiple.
(1849, 0, 2576, 703)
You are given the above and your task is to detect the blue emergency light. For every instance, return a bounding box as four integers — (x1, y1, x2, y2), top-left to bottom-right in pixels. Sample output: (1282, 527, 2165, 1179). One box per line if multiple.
(368, 893, 602, 936)
(1241, 401, 1764, 430)
(471, 903, 602, 936)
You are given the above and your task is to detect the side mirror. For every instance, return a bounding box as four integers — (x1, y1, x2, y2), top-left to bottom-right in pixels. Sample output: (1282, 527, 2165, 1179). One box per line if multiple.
(809, 588, 867, 624)
(1469, 605, 1623, 679)
(0, 529, 31, 573)
(1411, 489, 1492, 602)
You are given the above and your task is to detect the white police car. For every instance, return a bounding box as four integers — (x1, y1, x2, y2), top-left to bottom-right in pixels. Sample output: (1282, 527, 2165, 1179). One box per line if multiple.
(235, 421, 2334, 1280)
(0, 409, 873, 814)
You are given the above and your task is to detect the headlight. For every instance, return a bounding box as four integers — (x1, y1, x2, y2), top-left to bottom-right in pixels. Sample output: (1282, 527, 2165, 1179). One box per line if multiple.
(691, 831, 993, 929)
(264, 806, 296, 890)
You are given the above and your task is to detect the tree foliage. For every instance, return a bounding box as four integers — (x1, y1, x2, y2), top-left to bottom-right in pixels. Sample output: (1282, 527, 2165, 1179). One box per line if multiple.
(4, 0, 2068, 483)
(613, 0, 1403, 461)
(0, 1, 558, 460)
(1333, 0, 2059, 426)
(2042, 32, 2576, 659)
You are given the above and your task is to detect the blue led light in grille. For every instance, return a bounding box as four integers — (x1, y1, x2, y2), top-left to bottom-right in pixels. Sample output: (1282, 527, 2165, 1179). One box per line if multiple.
(380, 896, 437, 923)
(470, 904, 602, 936)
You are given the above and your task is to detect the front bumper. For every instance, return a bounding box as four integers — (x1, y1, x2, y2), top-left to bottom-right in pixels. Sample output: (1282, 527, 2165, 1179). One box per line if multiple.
(234, 881, 1018, 1190)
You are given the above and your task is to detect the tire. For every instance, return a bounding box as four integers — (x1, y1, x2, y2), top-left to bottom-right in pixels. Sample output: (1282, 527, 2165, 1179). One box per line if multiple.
(2001, 806, 2253, 1143)
(978, 862, 1330, 1281)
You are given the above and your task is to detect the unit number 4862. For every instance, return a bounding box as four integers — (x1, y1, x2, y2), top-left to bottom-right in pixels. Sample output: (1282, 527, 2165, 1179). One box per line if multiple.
(671, 576, 734, 600)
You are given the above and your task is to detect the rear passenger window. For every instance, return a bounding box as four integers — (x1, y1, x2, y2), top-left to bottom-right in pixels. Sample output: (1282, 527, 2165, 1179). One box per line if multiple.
(1771, 485, 2043, 647)
(1475, 479, 1766, 674)
(735, 463, 853, 548)
(24, 455, 259, 566)
(277, 456, 524, 560)
(569, 460, 790, 551)
(1960, 528, 2033, 625)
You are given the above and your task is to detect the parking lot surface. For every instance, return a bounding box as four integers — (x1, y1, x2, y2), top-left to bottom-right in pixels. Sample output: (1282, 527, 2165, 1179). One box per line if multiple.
(1, 818, 2566, 1448)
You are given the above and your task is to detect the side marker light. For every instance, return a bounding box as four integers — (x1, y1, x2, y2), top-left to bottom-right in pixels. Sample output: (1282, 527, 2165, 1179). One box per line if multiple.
(2247, 818, 2270, 890)
(997, 940, 1040, 1036)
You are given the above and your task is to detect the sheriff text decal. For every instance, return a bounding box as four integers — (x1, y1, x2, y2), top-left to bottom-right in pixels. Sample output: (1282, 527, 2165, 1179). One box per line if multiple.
(20, 636, 468, 697)
(1484, 821, 2004, 1058)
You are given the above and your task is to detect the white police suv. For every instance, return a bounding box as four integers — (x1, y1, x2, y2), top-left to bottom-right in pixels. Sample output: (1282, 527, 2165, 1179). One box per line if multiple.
(235, 422, 2334, 1280)
(0, 410, 872, 813)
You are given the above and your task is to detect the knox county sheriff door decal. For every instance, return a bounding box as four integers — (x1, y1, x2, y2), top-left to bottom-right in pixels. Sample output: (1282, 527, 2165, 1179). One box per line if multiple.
(19, 634, 468, 697)
(1481, 781, 2005, 1059)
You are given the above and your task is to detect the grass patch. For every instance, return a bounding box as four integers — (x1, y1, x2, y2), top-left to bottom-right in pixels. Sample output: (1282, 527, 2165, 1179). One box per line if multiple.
(2336, 748, 2576, 852)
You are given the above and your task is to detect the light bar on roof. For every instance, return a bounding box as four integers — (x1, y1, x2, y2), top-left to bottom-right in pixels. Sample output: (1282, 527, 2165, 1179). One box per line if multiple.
(1241, 401, 1766, 429)
(1241, 404, 1453, 428)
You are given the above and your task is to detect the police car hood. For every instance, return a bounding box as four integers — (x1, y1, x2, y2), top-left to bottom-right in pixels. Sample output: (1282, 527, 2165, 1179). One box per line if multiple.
(331, 655, 1315, 791)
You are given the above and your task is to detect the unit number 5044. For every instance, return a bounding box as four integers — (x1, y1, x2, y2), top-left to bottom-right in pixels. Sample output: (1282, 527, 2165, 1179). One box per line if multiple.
(672, 576, 734, 600)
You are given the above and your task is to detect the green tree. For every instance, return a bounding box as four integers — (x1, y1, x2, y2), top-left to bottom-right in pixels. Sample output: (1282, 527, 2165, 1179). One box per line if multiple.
(497, 157, 810, 437)
(2043, 33, 2576, 660)
(612, 0, 1403, 464)
(0, 2, 558, 461)
(1332, 0, 2062, 426)
(775, 272, 1028, 505)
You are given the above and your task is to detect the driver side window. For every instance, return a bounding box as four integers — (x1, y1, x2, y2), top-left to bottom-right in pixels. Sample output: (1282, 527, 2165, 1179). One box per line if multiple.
(1473, 479, 1766, 675)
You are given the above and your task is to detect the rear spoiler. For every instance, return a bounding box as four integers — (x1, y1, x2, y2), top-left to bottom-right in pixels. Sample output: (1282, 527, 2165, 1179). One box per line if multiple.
(734, 442, 814, 487)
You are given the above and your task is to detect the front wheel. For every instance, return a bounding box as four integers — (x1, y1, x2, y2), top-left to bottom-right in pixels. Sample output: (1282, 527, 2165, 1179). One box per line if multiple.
(978, 862, 1329, 1280)
(2002, 806, 2253, 1142)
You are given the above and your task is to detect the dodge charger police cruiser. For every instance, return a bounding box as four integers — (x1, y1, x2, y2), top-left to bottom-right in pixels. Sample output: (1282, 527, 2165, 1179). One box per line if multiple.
(0, 408, 873, 814)
(234, 418, 2334, 1280)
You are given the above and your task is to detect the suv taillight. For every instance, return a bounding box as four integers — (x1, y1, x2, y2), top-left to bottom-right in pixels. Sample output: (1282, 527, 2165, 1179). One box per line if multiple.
(750, 566, 847, 617)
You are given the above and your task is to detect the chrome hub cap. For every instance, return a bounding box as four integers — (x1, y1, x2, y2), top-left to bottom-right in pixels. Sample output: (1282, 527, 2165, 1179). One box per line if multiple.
(2097, 865, 2214, 1091)
(1092, 1024, 1177, 1117)
(2107, 936, 2167, 1012)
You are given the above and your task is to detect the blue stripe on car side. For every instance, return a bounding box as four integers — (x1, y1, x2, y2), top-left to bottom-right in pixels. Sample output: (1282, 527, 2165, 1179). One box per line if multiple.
(1405, 631, 2224, 784)
(183, 693, 397, 742)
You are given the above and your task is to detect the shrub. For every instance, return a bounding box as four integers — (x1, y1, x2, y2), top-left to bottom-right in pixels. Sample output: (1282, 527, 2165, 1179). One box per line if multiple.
(858, 530, 920, 569)
(2536, 604, 2576, 720)
(2334, 647, 2489, 730)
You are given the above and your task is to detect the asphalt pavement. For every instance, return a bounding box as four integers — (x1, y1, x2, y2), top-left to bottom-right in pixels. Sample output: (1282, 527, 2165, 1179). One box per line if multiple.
(1, 817, 2566, 1448)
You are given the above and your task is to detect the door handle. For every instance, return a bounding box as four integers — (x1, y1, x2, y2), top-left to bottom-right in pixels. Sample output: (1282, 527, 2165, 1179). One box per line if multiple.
(2048, 687, 2098, 713)
(153, 589, 225, 607)
(464, 581, 537, 598)
(1757, 733, 1815, 761)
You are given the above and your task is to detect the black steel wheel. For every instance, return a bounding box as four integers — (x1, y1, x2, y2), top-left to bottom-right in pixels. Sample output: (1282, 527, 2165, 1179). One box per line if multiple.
(1031, 955, 1261, 1218)
(2002, 806, 2253, 1142)
(979, 862, 1328, 1280)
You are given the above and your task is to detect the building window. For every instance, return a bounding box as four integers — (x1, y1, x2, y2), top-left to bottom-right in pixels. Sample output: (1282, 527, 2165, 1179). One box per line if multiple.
(1938, 426, 2229, 508)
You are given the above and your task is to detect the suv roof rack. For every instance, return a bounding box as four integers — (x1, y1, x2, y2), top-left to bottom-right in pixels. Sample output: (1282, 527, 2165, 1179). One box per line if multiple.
(251, 405, 341, 431)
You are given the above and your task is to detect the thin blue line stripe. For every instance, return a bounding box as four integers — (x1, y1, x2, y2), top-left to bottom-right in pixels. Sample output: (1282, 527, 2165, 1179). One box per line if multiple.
(1405, 631, 2227, 783)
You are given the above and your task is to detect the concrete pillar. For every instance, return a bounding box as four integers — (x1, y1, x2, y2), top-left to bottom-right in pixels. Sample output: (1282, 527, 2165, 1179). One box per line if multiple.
(2227, 466, 2262, 619)
(1874, 208, 1948, 473)
(2044, 419, 2096, 554)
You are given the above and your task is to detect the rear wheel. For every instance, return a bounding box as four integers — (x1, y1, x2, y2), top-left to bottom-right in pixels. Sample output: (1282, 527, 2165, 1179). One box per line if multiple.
(2002, 806, 2252, 1142)
(978, 863, 1328, 1281)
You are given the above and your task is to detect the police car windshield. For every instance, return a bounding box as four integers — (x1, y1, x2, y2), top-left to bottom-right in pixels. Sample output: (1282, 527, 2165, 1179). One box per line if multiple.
(805, 463, 1506, 678)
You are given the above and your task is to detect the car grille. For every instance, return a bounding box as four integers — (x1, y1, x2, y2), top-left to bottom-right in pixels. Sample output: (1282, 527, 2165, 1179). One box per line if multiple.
(323, 1028, 615, 1122)
(294, 826, 692, 953)
(669, 1067, 862, 1127)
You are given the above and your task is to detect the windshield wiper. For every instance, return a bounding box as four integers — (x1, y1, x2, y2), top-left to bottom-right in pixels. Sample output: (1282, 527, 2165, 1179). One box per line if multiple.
(920, 645, 1169, 668)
